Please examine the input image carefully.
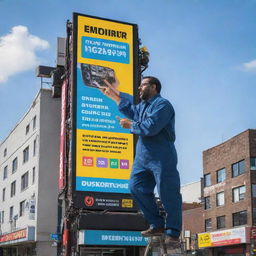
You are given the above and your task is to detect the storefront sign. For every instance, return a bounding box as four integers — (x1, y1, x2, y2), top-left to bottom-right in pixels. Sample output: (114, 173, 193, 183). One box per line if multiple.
(198, 227, 246, 248)
(79, 230, 148, 246)
(0, 229, 26, 243)
(0, 227, 35, 245)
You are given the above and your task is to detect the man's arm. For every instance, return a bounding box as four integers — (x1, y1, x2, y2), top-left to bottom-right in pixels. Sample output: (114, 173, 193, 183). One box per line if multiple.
(119, 101, 174, 136)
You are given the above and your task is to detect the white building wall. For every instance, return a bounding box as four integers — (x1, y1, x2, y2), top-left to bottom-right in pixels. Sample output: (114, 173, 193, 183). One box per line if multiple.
(181, 180, 201, 203)
(0, 89, 60, 256)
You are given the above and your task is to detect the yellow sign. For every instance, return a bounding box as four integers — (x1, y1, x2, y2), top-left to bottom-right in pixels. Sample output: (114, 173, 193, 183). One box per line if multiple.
(74, 14, 136, 194)
(122, 199, 133, 208)
(198, 233, 212, 248)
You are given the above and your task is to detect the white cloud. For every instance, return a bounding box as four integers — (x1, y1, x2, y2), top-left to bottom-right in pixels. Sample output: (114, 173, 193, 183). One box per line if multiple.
(0, 26, 49, 83)
(240, 59, 256, 72)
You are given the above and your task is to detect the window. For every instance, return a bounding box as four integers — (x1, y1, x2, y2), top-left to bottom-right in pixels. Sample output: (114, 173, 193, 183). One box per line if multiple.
(32, 167, 36, 184)
(10, 181, 16, 197)
(232, 160, 245, 177)
(26, 124, 30, 135)
(233, 186, 246, 202)
(204, 196, 211, 209)
(9, 206, 14, 221)
(205, 218, 212, 232)
(21, 172, 29, 191)
(19, 200, 26, 217)
(2, 188, 6, 201)
(251, 157, 256, 170)
(4, 148, 7, 157)
(217, 216, 225, 229)
(33, 115, 37, 130)
(216, 192, 225, 206)
(3, 165, 8, 179)
(12, 157, 18, 173)
(216, 168, 226, 183)
(204, 173, 211, 187)
(0, 211, 4, 224)
(23, 146, 29, 163)
(253, 184, 256, 197)
(33, 139, 37, 156)
(233, 210, 247, 226)
(253, 208, 256, 226)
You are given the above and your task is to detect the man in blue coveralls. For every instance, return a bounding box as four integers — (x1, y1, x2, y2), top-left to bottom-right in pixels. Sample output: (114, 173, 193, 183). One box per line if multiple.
(103, 76, 182, 245)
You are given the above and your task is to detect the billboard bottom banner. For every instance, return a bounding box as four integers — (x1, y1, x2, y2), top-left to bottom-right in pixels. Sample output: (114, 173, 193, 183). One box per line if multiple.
(79, 230, 148, 246)
(76, 177, 129, 193)
(73, 191, 139, 211)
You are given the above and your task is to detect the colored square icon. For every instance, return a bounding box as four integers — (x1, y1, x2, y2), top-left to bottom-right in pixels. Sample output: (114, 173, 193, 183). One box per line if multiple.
(82, 157, 93, 167)
(97, 158, 108, 168)
(120, 159, 129, 169)
(110, 159, 119, 169)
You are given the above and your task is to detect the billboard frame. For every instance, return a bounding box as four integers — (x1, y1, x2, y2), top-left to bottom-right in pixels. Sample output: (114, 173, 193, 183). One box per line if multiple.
(71, 12, 139, 211)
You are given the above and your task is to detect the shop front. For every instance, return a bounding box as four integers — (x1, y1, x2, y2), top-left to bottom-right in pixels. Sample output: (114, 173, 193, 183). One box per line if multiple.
(78, 230, 148, 256)
(198, 227, 251, 256)
(0, 227, 36, 256)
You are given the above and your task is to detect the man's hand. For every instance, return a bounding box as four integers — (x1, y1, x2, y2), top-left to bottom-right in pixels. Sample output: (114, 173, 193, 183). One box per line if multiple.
(101, 79, 121, 104)
(118, 117, 132, 129)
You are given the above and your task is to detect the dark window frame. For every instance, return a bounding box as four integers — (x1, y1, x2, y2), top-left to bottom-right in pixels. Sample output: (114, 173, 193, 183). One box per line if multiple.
(21, 172, 29, 191)
(233, 210, 247, 226)
(232, 185, 246, 202)
(205, 218, 212, 232)
(216, 168, 226, 183)
(251, 157, 256, 170)
(23, 146, 29, 163)
(3, 165, 8, 180)
(204, 196, 211, 209)
(12, 157, 18, 174)
(2, 188, 6, 202)
(19, 200, 26, 217)
(232, 160, 245, 177)
(216, 191, 225, 207)
(10, 181, 16, 197)
(204, 173, 211, 187)
(217, 215, 225, 229)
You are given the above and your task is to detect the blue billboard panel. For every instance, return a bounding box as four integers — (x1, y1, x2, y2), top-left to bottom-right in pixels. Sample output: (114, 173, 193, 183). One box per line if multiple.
(80, 230, 148, 246)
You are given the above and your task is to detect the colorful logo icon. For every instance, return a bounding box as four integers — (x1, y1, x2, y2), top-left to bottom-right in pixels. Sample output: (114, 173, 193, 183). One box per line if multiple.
(84, 196, 94, 207)
(110, 159, 119, 169)
(97, 158, 108, 168)
(83, 156, 93, 166)
(120, 159, 129, 169)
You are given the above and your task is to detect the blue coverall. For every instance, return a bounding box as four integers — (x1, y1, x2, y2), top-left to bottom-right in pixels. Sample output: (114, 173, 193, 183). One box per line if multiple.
(119, 93, 182, 237)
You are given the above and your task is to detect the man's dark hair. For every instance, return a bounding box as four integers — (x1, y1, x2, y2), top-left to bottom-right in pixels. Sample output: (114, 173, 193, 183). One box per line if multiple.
(143, 76, 162, 93)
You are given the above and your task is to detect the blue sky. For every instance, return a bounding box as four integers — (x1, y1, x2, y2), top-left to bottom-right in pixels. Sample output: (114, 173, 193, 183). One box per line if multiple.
(0, 0, 256, 184)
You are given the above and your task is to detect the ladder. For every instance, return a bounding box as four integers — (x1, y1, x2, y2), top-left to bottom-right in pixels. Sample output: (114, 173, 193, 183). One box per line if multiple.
(143, 235, 184, 256)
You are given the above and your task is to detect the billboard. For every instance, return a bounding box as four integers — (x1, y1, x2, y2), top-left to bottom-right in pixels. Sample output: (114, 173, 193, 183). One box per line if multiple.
(72, 13, 139, 210)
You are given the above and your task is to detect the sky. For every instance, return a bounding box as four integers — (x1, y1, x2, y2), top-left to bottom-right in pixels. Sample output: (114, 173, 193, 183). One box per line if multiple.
(0, 0, 256, 185)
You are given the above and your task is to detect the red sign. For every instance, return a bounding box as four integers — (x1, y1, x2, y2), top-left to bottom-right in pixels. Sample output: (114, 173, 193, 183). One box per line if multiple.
(83, 157, 93, 166)
(84, 196, 95, 207)
(251, 227, 256, 239)
(212, 238, 241, 246)
(59, 80, 67, 189)
(0, 229, 27, 243)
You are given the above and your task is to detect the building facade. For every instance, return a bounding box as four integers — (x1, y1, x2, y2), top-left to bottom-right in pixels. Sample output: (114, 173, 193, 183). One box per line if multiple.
(0, 89, 61, 256)
(198, 129, 256, 256)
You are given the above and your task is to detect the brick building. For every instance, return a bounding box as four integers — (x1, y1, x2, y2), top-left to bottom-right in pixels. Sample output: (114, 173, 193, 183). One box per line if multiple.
(198, 129, 256, 256)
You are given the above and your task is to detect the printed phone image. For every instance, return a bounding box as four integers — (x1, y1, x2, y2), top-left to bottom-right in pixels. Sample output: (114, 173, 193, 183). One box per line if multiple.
(80, 63, 116, 88)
